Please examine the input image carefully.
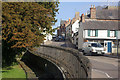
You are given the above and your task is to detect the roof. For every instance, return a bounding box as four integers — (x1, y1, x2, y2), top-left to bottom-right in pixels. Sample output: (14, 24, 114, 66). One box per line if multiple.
(82, 21, 119, 30)
(71, 18, 76, 24)
(85, 14, 90, 19)
(96, 9, 119, 19)
(60, 20, 66, 26)
(85, 6, 119, 19)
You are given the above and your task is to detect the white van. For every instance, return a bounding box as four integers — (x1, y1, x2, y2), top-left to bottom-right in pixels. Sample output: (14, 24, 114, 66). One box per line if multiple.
(82, 42, 105, 55)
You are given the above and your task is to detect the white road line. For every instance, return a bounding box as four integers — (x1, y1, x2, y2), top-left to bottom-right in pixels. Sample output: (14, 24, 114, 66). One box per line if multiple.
(92, 69, 113, 78)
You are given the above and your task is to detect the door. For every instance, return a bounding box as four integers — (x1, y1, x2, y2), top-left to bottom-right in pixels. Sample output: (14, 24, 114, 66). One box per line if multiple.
(107, 42, 112, 53)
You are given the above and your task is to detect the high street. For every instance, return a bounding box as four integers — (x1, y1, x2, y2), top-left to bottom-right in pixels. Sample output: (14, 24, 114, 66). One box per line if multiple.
(45, 40, 119, 78)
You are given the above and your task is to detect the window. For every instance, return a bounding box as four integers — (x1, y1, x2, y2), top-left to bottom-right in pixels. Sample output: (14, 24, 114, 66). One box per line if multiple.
(88, 30, 98, 37)
(91, 43, 102, 47)
(107, 30, 117, 37)
(90, 30, 96, 36)
(110, 31, 115, 37)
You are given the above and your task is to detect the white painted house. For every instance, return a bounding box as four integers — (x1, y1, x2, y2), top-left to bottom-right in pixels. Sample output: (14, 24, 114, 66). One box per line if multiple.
(77, 5, 120, 53)
(66, 12, 80, 43)
(78, 20, 120, 52)
(44, 33, 52, 42)
(40, 27, 53, 43)
(71, 20, 79, 37)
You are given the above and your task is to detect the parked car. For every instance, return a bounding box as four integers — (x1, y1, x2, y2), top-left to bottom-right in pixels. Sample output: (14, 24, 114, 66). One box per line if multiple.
(58, 36, 62, 41)
(55, 37, 59, 41)
(82, 42, 106, 55)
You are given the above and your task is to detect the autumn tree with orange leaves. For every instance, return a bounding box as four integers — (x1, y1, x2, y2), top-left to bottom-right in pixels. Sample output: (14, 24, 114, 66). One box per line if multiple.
(2, 2, 59, 66)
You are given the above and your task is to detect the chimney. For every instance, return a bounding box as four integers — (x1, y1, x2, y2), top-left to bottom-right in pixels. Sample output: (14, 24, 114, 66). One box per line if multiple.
(75, 12, 80, 20)
(66, 20, 68, 23)
(81, 14, 85, 23)
(69, 18, 71, 22)
(90, 5, 96, 19)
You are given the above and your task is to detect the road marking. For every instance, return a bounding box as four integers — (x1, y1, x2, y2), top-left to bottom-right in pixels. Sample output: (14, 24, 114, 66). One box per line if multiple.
(92, 69, 113, 78)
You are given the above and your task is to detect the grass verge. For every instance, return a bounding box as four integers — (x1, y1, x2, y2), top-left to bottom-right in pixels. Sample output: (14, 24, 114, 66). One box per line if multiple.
(1, 64, 26, 79)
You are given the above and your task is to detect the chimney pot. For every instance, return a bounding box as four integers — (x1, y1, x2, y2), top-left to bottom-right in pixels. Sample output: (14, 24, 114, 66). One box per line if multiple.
(81, 14, 85, 23)
(75, 12, 80, 20)
(91, 5, 93, 8)
(69, 18, 71, 22)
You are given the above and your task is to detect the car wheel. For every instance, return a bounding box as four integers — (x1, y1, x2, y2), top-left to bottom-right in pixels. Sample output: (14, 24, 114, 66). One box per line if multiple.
(82, 50, 86, 55)
(89, 51, 92, 56)
(102, 52, 105, 54)
(101, 53, 105, 56)
(83, 52, 86, 55)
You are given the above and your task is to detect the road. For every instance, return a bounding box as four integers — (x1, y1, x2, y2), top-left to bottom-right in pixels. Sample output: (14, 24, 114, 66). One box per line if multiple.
(45, 40, 119, 78)
(87, 56, 118, 78)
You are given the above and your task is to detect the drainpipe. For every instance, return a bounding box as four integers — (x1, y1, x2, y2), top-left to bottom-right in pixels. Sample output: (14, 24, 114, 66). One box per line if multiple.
(117, 30, 118, 56)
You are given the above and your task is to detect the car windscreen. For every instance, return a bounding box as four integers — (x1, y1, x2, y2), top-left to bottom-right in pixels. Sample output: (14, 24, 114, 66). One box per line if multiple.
(91, 43, 102, 47)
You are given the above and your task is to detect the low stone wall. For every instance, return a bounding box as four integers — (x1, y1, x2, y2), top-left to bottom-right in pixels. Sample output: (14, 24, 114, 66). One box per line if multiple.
(32, 45, 91, 79)
(112, 48, 120, 54)
(18, 60, 38, 80)
(22, 51, 64, 79)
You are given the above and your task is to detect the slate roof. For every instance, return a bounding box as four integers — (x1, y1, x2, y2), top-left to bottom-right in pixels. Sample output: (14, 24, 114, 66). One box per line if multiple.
(60, 20, 66, 26)
(82, 21, 119, 30)
(96, 9, 119, 19)
(85, 14, 90, 19)
(71, 18, 76, 24)
(85, 7, 119, 19)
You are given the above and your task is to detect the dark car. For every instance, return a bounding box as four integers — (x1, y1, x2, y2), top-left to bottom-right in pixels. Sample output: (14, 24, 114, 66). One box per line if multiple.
(55, 37, 59, 41)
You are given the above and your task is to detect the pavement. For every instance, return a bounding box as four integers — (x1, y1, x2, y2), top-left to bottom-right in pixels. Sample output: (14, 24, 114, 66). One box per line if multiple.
(44, 41, 53, 45)
(104, 53, 119, 58)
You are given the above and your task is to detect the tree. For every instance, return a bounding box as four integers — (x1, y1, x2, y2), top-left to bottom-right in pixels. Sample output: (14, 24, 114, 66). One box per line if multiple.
(2, 2, 59, 66)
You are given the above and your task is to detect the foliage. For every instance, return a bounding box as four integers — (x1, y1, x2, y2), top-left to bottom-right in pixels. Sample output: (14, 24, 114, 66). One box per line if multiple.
(38, 2, 59, 35)
(2, 2, 59, 66)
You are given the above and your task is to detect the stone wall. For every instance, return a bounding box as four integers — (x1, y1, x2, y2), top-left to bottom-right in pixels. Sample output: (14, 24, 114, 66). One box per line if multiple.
(22, 51, 64, 80)
(112, 48, 120, 54)
(23, 45, 91, 80)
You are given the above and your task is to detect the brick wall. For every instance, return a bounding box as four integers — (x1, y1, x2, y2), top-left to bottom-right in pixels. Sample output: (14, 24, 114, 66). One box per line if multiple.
(90, 5, 96, 19)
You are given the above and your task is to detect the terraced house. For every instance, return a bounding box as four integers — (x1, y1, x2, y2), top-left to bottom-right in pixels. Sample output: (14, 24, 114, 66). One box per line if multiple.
(57, 19, 71, 39)
(66, 12, 80, 42)
(76, 5, 120, 53)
